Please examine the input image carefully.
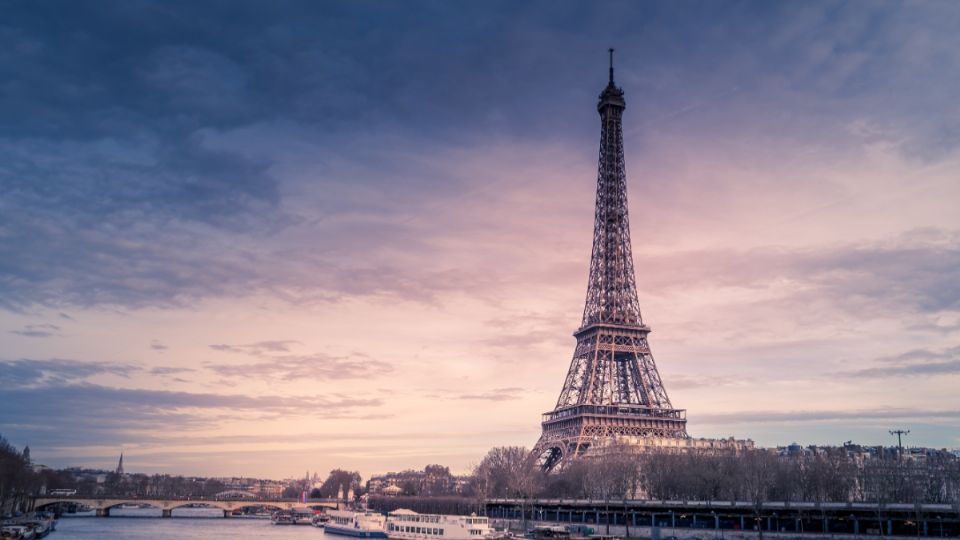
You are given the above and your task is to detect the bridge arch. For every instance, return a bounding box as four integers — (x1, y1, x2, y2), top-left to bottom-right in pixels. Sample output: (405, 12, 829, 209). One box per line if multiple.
(33, 496, 338, 516)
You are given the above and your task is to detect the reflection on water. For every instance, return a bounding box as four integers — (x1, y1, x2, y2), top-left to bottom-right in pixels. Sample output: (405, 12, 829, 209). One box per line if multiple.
(58, 507, 327, 539)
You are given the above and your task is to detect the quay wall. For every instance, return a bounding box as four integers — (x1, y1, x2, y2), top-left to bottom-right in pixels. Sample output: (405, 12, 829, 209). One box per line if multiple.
(486, 500, 960, 538)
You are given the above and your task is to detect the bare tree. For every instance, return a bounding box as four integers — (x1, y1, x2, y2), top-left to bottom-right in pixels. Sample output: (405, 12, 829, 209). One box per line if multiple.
(739, 450, 777, 540)
(475, 446, 540, 531)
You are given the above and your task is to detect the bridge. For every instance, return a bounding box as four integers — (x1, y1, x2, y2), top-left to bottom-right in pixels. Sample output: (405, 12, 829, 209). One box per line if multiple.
(33, 496, 341, 518)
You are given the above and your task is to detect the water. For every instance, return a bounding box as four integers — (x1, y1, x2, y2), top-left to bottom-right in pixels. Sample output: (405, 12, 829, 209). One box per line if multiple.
(57, 507, 329, 539)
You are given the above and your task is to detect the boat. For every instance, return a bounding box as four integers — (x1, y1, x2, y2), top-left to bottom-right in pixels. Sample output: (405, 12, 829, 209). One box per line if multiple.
(1, 525, 35, 540)
(529, 527, 570, 540)
(386, 509, 493, 540)
(292, 508, 318, 525)
(271, 511, 297, 525)
(325, 509, 388, 538)
(313, 514, 331, 528)
(271, 509, 316, 525)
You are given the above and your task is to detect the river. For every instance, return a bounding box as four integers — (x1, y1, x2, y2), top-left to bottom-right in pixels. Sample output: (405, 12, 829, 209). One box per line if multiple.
(56, 507, 328, 539)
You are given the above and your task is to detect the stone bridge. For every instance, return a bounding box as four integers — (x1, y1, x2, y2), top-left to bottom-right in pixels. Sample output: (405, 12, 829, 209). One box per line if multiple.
(34, 496, 340, 518)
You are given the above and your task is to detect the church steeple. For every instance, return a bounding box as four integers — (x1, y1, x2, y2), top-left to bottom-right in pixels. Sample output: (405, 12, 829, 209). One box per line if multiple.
(116, 451, 124, 475)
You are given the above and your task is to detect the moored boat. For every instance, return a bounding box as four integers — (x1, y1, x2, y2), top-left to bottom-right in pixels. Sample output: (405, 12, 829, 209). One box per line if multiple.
(271, 511, 297, 525)
(386, 509, 493, 540)
(271, 509, 316, 525)
(1, 525, 36, 540)
(325, 509, 388, 538)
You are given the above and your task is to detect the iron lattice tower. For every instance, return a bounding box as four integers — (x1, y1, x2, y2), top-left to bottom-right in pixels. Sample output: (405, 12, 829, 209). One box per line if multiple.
(532, 50, 688, 471)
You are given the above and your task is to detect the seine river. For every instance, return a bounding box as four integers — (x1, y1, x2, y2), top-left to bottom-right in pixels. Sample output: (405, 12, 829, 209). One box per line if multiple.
(57, 507, 328, 539)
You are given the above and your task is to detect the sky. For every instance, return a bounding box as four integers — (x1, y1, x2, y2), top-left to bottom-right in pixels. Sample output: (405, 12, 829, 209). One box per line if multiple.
(1, 0, 960, 480)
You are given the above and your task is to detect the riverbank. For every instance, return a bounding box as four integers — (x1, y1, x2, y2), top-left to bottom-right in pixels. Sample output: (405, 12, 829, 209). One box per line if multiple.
(492, 518, 919, 540)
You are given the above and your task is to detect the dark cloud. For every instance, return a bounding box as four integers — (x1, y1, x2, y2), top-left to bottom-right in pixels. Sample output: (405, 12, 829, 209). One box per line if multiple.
(841, 360, 960, 378)
(0, 382, 383, 450)
(149, 339, 169, 352)
(638, 232, 960, 316)
(833, 345, 960, 379)
(1, 1, 956, 313)
(0, 358, 138, 388)
(10, 323, 61, 337)
(876, 345, 960, 364)
(148, 366, 193, 376)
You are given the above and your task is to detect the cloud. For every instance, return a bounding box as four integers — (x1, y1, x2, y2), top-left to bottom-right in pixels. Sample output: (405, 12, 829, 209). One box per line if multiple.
(206, 342, 392, 381)
(150, 339, 169, 352)
(0, 383, 384, 450)
(10, 323, 61, 337)
(209, 340, 300, 356)
(841, 361, 960, 378)
(634, 232, 960, 317)
(0, 1, 955, 315)
(0, 358, 138, 388)
(457, 387, 525, 402)
(876, 345, 960, 364)
(2, 0, 960, 472)
(667, 375, 740, 390)
(832, 345, 960, 379)
(149, 367, 193, 376)
(698, 408, 960, 425)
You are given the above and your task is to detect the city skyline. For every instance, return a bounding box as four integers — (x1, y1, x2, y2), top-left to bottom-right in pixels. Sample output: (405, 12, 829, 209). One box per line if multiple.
(2, 1, 960, 479)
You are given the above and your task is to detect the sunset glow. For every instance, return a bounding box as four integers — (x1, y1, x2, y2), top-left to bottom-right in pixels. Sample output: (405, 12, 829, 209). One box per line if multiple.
(2, 1, 959, 479)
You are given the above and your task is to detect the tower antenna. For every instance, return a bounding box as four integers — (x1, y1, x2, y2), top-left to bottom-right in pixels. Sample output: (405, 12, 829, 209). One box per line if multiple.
(608, 48, 615, 84)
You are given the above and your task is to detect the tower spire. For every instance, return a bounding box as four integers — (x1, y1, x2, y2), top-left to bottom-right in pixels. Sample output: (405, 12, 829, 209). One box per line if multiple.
(608, 47, 615, 84)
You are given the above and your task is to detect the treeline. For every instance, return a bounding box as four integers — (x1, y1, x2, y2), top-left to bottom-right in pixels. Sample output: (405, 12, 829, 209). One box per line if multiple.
(369, 464, 464, 497)
(1, 435, 36, 514)
(471, 444, 960, 505)
(77, 473, 241, 499)
(300, 469, 364, 499)
(7, 437, 960, 512)
(369, 495, 481, 515)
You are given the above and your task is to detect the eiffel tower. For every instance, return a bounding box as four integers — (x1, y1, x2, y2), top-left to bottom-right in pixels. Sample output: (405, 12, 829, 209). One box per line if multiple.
(532, 50, 688, 471)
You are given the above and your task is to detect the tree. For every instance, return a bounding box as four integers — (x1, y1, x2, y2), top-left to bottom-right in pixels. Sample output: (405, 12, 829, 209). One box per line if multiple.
(474, 447, 540, 531)
(588, 444, 641, 535)
(0, 434, 35, 514)
(739, 450, 778, 540)
(319, 469, 363, 498)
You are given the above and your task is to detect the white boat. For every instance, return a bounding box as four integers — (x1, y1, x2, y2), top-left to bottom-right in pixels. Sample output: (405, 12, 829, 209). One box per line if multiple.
(325, 509, 388, 538)
(386, 509, 493, 540)
(271, 508, 315, 525)
(271, 511, 297, 525)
